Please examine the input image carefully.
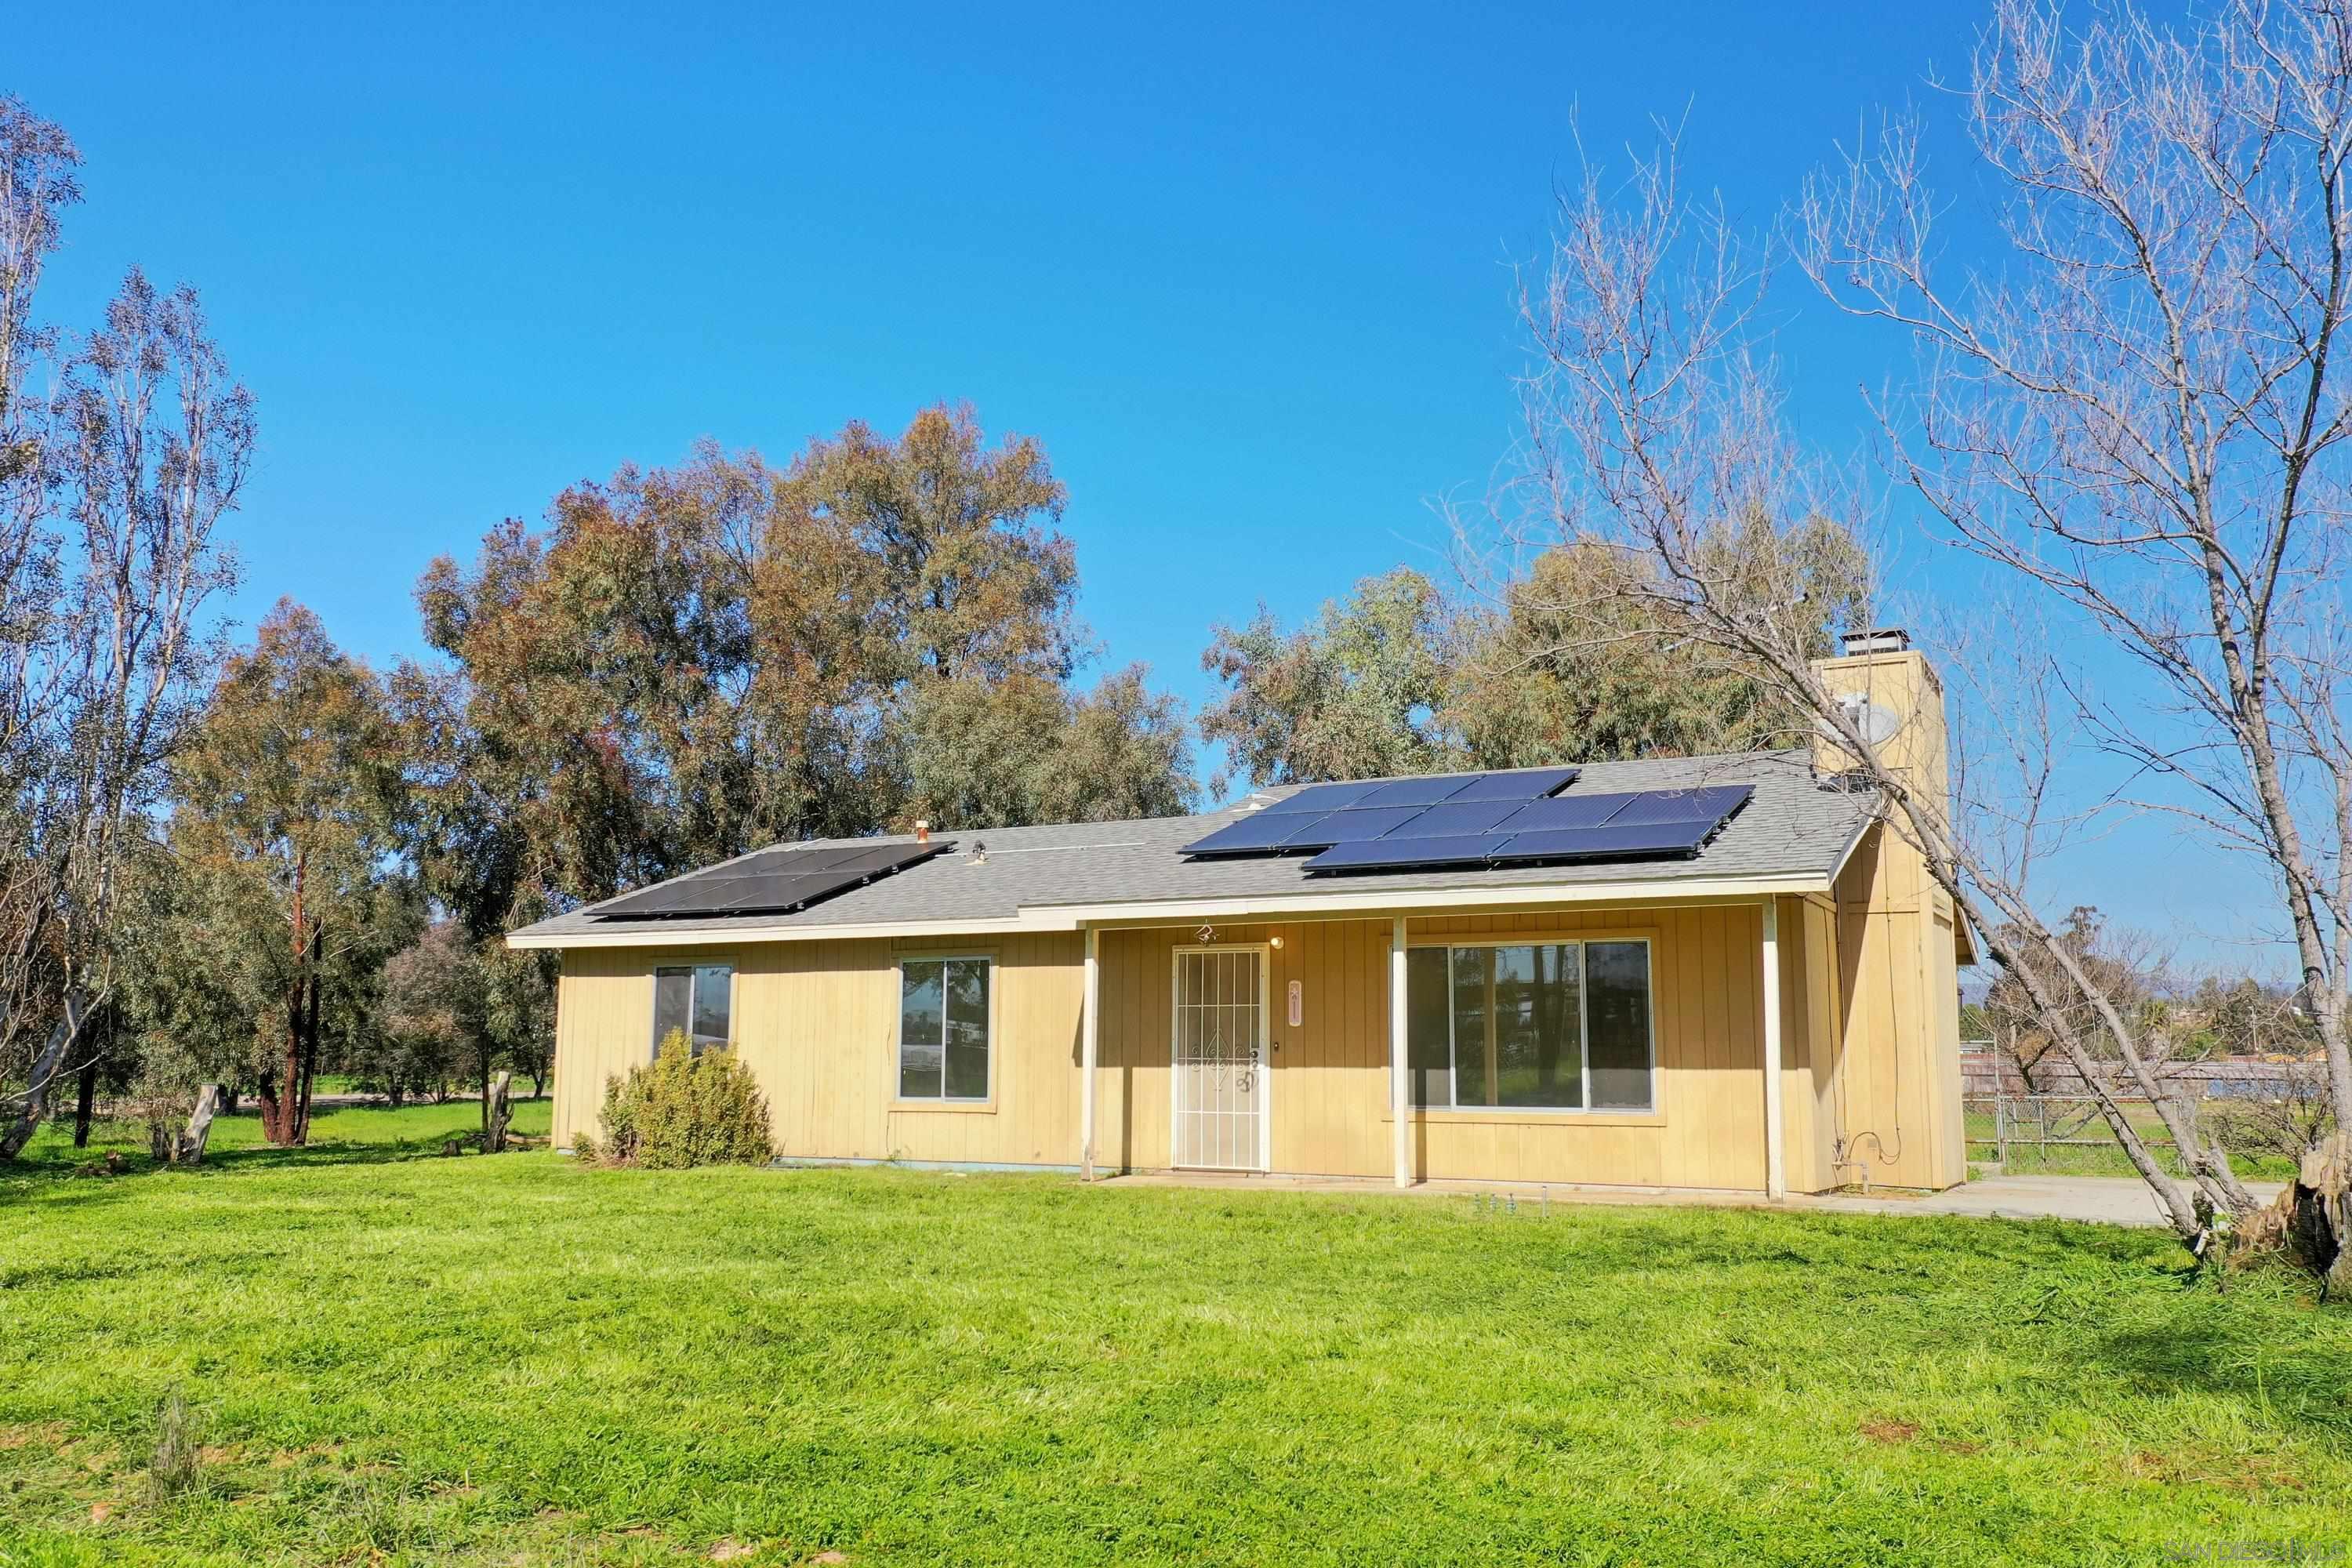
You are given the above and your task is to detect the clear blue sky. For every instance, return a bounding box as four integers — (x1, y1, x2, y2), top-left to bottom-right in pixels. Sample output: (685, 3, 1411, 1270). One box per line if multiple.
(18, 0, 2274, 971)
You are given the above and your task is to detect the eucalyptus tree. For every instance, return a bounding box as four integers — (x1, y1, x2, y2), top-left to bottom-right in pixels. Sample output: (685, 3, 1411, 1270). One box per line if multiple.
(0, 98, 249, 1160)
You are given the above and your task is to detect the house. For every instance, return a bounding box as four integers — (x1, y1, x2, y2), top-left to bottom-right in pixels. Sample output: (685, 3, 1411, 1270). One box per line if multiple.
(509, 631, 1973, 1195)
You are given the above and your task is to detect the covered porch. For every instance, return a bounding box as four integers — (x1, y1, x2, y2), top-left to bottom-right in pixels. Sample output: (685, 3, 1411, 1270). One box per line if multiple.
(1071, 895, 1837, 1197)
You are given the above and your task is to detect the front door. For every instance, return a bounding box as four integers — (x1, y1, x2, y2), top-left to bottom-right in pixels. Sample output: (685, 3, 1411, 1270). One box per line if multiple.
(1171, 946, 1270, 1171)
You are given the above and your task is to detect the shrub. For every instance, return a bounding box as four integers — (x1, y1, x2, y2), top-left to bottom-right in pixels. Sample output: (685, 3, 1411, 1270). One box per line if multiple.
(576, 1029, 773, 1169)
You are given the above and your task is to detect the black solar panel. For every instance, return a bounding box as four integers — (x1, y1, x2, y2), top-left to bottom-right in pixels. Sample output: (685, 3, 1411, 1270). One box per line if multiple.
(1259, 781, 1384, 815)
(1445, 766, 1580, 802)
(1352, 775, 1475, 809)
(1293, 805, 1441, 844)
(1602, 784, 1751, 827)
(1187, 768, 1747, 875)
(1305, 833, 1515, 872)
(593, 839, 952, 919)
(1379, 800, 1523, 838)
(1496, 821, 1715, 861)
(1181, 811, 1332, 856)
(1494, 793, 1643, 833)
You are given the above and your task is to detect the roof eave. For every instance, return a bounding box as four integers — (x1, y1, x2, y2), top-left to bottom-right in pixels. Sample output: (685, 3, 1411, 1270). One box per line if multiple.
(505, 869, 1837, 950)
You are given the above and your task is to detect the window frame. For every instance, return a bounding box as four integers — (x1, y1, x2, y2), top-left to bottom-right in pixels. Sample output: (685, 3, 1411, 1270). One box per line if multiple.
(651, 960, 736, 1058)
(1404, 933, 1658, 1116)
(894, 953, 996, 1106)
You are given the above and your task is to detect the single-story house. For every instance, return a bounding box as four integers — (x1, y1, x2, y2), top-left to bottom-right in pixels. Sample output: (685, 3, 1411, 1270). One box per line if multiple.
(510, 632, 1972, 1195)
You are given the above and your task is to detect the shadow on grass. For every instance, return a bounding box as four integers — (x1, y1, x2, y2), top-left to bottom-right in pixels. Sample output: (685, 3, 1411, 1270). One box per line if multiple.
(3, 1100, 552, 1193)
(2096, 1298, 2352, 1436)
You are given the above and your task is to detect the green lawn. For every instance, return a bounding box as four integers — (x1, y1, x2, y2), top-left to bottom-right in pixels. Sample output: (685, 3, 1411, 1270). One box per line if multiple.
(2, 1107, 2348, 1566)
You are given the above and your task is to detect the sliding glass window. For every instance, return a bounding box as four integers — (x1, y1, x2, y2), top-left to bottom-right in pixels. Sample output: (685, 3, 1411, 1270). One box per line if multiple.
(1403, 940, 1653, 1112)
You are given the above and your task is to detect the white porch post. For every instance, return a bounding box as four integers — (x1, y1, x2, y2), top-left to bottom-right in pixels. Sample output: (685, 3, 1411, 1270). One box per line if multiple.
(1760, 896, 1786, 1200)
(1391, 914, 1410, 1189)
(1081, 924, 1100, 1182)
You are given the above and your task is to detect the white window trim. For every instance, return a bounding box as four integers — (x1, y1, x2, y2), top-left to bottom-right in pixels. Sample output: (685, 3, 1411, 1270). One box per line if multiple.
(651, 961, 735, 1058)
(1408, 935, 1657, 1116)
(895, 953, 996, 1105)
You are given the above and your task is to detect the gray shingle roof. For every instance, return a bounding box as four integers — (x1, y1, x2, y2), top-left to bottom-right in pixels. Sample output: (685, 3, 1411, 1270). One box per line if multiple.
(507, 750, 1874, 945)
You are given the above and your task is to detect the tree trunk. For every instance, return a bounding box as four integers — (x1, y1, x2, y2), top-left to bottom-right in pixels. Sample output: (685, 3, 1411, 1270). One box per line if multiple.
(484, 1070, 513, 1154)
(266, 854, 308, 1146)
(176, 1084, 222, 1167)
(0, 989, 86, 1161)
(292, 924, 322, 1144)
(72, 1058, 98, 1148)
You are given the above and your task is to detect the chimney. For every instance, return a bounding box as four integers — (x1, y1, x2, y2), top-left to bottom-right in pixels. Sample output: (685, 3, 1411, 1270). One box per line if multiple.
(1811, 629, 1947, 812)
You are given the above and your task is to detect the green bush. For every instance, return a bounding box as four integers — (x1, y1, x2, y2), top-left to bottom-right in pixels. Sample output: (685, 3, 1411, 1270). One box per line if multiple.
(576, 1030, 773, 1169)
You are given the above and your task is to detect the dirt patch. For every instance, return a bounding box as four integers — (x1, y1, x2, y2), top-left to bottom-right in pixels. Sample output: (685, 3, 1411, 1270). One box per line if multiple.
(1860, 1420, 1918, 1444)
(0, 1423, 67, 1451)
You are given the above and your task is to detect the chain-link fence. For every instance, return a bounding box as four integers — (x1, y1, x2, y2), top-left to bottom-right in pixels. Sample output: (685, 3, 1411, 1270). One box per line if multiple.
(1964, 1093, 2176, 1175)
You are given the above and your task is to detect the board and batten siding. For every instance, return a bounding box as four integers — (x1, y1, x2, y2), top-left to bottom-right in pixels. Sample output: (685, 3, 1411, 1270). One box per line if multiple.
(551, 933, 1086, 1166)
(548, 888, 1951, 1193)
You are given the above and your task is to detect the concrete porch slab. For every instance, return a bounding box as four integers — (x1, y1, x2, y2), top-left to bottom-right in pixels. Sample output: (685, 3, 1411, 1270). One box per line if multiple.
(1093, 1168, 2286, 1229)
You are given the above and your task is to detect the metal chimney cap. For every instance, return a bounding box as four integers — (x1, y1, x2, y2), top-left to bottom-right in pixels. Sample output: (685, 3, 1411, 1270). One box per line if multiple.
(1840, 628, 1911, 655)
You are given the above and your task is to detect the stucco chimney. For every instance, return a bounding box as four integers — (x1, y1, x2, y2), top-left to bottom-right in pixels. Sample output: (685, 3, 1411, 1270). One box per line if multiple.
(1811, 630, 1947, 813)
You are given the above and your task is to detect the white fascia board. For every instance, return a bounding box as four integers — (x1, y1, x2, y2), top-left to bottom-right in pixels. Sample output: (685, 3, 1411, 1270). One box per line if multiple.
(1038, 873, 1831, 928)
(509, 871, 1832, 950)
(506, 913, 1076, 950)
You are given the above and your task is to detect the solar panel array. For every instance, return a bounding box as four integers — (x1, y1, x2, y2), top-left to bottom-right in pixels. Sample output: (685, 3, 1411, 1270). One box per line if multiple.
(1181, 770, 1751, 875)
(593, 840, 953, 920)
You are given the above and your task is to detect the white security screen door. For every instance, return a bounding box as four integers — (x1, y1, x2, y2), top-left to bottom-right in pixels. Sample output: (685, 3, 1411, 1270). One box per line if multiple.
(1171, 946, 1270, 1171)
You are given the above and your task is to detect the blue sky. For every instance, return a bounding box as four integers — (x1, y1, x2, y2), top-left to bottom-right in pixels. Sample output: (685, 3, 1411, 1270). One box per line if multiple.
(18, 1, 2274, 970)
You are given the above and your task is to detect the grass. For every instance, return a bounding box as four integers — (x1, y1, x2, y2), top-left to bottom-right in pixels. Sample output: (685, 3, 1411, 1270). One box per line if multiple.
(2, 1110, 2349, 1566)
(1964, 1102, 2303, 1182)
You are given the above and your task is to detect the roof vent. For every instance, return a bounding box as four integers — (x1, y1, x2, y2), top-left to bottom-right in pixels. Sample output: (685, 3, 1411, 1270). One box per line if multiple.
(968, 840, 987, 866)
(1840, 628, 1911, 655)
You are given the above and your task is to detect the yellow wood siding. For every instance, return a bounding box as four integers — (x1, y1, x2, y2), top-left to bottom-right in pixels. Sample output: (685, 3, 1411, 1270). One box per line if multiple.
(547, 879, 1962, 1192)
(1831, 824, 1969, 1189)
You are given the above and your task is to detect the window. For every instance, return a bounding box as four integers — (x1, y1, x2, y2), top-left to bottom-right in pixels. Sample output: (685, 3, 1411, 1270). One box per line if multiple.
(898, 957, 991, 1101)
(1404, 940, 1653, 1112)
(652, 964, 733, 1056)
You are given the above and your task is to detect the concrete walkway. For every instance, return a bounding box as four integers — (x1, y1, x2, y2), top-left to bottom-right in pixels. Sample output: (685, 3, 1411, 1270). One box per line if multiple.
(1101, 1168, 2285, 1229)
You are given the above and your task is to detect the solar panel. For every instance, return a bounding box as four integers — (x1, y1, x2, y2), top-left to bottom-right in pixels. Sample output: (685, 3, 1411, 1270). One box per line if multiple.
(1351, 775, 1476, 808)
(1494, 820, 1716, 861)
(1303, 833, 1515, 872)
(1259, 781, 1385, 815)
(1601, 784, 1752, 827)
(1290, 805, 1443, 844)
(1494, 793, 1642, 833)
(594, 839, 952, 919)
(1377, 800, 1523, 838)
(1444, 766, 1580, 802)
(1181, 811, 1333, 856)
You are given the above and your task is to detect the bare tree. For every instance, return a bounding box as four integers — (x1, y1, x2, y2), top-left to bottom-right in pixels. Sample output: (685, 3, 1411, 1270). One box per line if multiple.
(1502, 120, 2263, 1251)
(0, 99, 249, 1160)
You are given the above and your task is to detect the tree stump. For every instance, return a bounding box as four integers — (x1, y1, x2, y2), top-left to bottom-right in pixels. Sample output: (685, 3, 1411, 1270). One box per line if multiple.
(176, 1085, 222, 1167)
(2294, 1133, 2351, 1298)
(483, 1070, 513, 1154)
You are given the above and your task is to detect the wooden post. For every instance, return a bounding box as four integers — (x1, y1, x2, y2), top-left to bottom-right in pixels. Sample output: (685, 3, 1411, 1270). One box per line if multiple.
(1761, 897, 1786, 1200)
(1081, 925, 1100, 1182)
(1391, 916, 1410, 1190)
(1995, 1094, 2008, 1166)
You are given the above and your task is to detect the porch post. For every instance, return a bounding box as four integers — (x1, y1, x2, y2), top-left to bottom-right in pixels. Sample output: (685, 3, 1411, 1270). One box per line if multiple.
(1081, 924, 1100, 1182)
(1760, 897, 1786, 1200)
(1391, 914, 1410, 1189)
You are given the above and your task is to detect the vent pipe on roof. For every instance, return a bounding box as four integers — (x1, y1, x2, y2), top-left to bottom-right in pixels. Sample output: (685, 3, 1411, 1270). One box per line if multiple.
(915, 818, 931, 844)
